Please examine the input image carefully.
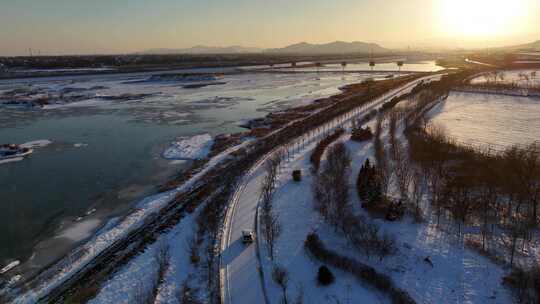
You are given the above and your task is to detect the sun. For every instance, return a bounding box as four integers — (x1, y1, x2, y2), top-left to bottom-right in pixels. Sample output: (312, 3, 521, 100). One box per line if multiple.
(438, 0, 526, 38)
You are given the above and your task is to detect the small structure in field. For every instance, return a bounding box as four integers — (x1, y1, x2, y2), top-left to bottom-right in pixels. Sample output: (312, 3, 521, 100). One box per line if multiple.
(351, 126, 373, 142)
(292, 170, 302, 182)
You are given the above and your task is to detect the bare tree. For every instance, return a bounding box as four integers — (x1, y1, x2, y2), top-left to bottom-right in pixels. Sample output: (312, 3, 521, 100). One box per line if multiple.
(345, 215, 396, 261)
(443, 174, 476, 237)
(392, 144, 413, 201)
(132, 276, 158, 304)
(156, 240, 171, 283)
(263, 210, 281, 260)
(186, 237, 200, 265)
(506, 216, 528, 267)
(176, 275, 202, 304)
(410, 168, 427, 221)
(260, 153, 283, 206)
(272, 266, 290, 304)
(313, 143, 352, 231)
(260, 153, 284, 260)
(388, 110, 399, 157)
(373, 114, 391, 195)
(501, 143, 540, 226)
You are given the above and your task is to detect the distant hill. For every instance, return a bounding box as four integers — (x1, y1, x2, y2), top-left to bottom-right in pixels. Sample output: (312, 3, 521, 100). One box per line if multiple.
(266, 41, 389, 54)
(499, 40, 540, 51)
(140, 45, 263, 55)
(139, 41, 390, 55)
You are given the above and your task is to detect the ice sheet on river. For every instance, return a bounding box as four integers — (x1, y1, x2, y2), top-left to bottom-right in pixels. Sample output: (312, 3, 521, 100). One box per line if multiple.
(428, 91, 540, 149)
(162, 134, 213, 160)
(19, 139, 53, 149)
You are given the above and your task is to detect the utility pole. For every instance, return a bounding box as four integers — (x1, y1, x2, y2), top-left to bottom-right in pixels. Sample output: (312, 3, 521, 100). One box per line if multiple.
(369, 46, 375, 71)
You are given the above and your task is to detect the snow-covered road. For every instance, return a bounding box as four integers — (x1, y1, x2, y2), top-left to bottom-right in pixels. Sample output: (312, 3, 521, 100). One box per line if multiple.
(220, 74, 444, 304)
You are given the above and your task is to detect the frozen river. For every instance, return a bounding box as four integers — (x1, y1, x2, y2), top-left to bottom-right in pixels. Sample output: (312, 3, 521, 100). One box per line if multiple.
(429, 91, 540, 150)
(0, 66, 404, 275)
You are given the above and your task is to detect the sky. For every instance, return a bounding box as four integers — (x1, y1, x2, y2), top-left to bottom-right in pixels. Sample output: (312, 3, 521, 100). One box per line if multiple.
(0, 0, 539, 56)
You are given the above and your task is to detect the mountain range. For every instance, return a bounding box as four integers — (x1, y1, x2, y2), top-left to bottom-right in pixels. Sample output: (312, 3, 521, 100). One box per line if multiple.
(265, 41, 388, 54)
(500, 40, 540, 51)
(139, 39, 540, 55)
(139, 45, 263, 55)
(140, 41, 388, 55)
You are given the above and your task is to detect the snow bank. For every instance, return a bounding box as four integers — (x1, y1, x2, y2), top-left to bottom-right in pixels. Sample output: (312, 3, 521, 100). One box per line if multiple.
(13, 190, 177, 304)
(89, 213, 197, 304)
(162, 134, 213, 160)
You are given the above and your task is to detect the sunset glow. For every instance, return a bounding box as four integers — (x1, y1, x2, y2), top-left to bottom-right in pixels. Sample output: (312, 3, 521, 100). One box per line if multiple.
(438, 0, 529, 37)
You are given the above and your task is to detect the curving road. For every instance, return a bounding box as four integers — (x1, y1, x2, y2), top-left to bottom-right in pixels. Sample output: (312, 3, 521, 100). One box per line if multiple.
(219, 73, 444, 304)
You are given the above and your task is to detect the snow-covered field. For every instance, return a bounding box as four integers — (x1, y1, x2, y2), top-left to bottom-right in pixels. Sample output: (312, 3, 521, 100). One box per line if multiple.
(428, 91, 540, 149)
(262, 138, 390, 304)
(88, 213, 198, 304)
(261, 119, 513, 303)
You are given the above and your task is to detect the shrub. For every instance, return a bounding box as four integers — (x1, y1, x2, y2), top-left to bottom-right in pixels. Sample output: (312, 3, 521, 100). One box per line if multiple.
(176, 276, 203, 304)
(310, 128, 345, 171)
(155, 240, 170, 283)
(317, 265, 335, 286)
(305, 233, 414, 304)
(356, 158, 382, 206)
(292, 170, 302, 182)
(272, 266, 290, 302)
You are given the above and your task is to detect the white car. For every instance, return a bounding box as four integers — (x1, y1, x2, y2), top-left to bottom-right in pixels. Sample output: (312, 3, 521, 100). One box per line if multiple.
(242, 230, 254, 244)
